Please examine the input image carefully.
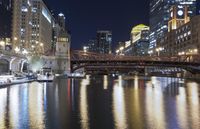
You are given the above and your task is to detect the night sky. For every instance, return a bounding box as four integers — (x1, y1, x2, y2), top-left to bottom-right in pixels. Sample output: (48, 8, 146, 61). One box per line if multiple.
(44, 0, 149, 49)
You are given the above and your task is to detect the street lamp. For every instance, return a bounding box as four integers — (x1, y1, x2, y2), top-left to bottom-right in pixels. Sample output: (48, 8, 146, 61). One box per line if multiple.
(119, 46, 124, 55)
(116, 49, 119, 54)
(14, 37, 18, 41)
(178, 51, 185, 55)
(0, 41, 5, 50)
(83, 46, 89, 53)
(40, 43, 44, 47)
(15, 47, 20, 53)
(148, 50, 153, 56)
(194, 49, 198, 53)
(22, 49, 28, 55)
(156, 47, 164, 56)
(119, 46, 124, 51)
(31, 45, 35, 48)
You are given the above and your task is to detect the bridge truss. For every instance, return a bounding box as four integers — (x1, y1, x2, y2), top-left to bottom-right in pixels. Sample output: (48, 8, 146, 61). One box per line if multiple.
(71, 50, 200, 73)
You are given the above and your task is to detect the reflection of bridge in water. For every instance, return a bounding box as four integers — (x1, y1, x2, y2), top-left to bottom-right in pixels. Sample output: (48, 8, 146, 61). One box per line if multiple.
(71, 50, 200, 74)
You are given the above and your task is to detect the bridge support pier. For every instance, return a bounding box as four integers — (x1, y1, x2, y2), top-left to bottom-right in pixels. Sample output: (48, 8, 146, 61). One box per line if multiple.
(10, 58, 27, 73)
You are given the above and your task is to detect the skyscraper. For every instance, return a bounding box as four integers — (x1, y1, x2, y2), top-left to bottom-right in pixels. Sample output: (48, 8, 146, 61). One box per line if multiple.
(12, 0, 53, 54)
(58, 13, 66, 30)
(197, 0, 200, 14)
(83, 39, 97, 53)
(121, 24, 149, 56)
(0, 0, 12, 38)
(96, 31, 112, 54)
(52, 13, 67, 54)
(0, 0, 12, 9)
(149, 0, 197, 51)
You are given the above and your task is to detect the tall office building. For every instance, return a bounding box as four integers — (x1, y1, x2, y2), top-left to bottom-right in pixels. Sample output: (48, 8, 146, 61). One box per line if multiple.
(122, 24, 150, 56)
(157, 15, 200, 56)
(96, 31, 112, 54)
(0, 0, 12, 38)
(83, 39, 97, 53)
(168, 5, 190, 32)
(149, 0, 197, 51)
(197, 0, 200, 14)
(12, 0, 53, 54)
(52, 13, 67, 54)
(58, 13, 66, 30)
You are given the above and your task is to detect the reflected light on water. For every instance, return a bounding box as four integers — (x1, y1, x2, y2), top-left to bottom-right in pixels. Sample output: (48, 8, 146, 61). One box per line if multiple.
(0, 76, 199, 129)
(80, 75, 90, 129)
(113, 76, 127, 129)
(103, 75, 108, 90)
(145, 77, 166, 129)
(188, 82, 199, 105)
(134, 76, 139, 89)
(0, 88, 7, 128)
(187, 82, 200, 128)
(9, 87, 20, 128)
(131, 75, 143, 128)
(176, 87, 188, 128)
(28, 82, 45, 129)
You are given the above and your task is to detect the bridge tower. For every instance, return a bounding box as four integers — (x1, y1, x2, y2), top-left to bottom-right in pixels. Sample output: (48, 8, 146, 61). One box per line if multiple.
(55, 29, 71, 74)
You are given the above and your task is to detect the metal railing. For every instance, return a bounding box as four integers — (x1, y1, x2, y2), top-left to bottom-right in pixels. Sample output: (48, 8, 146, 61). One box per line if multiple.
(71, 50, 200, 64)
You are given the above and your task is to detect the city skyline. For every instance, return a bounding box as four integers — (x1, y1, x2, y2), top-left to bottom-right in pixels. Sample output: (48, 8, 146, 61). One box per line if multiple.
(44, 0, 149, 49)
(0, 1, 200, 129)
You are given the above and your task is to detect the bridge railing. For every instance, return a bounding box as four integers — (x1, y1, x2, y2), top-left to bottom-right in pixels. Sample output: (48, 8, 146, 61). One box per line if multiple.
(0, 49, 26, 58)
(71, 50, 200, 64)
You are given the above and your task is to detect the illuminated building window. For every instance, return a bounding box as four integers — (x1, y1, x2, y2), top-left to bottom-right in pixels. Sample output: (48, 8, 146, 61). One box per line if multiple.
(58, 38, 67, 42)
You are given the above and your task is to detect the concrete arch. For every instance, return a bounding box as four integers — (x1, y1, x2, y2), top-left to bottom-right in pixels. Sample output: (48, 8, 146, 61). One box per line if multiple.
(20, 60, 28, 72)
(10, 58, 26, 72)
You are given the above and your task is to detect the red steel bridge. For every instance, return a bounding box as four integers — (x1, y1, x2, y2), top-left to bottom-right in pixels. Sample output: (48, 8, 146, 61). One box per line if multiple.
(71, 50, 200, 73)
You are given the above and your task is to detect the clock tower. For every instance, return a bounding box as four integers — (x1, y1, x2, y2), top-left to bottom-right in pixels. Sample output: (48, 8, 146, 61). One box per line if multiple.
(168, 5, 190, 32)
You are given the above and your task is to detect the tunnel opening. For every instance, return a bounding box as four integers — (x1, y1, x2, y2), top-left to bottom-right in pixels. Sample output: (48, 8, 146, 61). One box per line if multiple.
(0, 59, 9, 74)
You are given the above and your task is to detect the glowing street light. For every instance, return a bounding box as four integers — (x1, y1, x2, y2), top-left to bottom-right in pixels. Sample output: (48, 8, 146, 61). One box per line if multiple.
(14, 37, 18, 41)
(22, 49, 28, 55)
(40, 43, 44, 47)
(0, 41, 5, 46)
(178, 51, 185, 55)
(116, 49, 119, 54)
(120, 46, 124, 51)
(156, 47, 164, 56)
(83, 46, 89, 52)
(15, 47, 20, 53)
(0, 41, 5, 49)
(194, 49, 198, 53)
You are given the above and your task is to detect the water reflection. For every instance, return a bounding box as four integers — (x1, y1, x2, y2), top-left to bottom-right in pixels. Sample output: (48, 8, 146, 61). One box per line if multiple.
(113, 76, 127, 129)
(176, 86, 188, 128)
(145, 77, 166, 129)
(28, 82, 45, 128)
(0, 88, 7, 129)
(103, 75, 108, 90)
(80, 75, 90, 129)
(187, 82, 200, 129)
(9, 86, 20, 128)
(125, 76, 144, 129)
(0, 76, 199, 129)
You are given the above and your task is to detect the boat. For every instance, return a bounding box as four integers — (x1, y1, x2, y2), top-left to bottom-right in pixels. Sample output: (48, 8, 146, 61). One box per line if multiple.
(0, 74, 34, 87)
(37, 74, 54, 82)
(67, 72, 86, 78)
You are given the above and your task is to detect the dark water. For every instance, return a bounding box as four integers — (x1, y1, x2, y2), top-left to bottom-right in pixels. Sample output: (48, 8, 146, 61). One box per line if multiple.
(0, 75, 200, 129)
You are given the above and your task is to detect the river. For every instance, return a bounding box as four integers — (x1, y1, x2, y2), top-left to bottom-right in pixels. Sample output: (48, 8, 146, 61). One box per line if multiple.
(0, 75, 199, 129)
